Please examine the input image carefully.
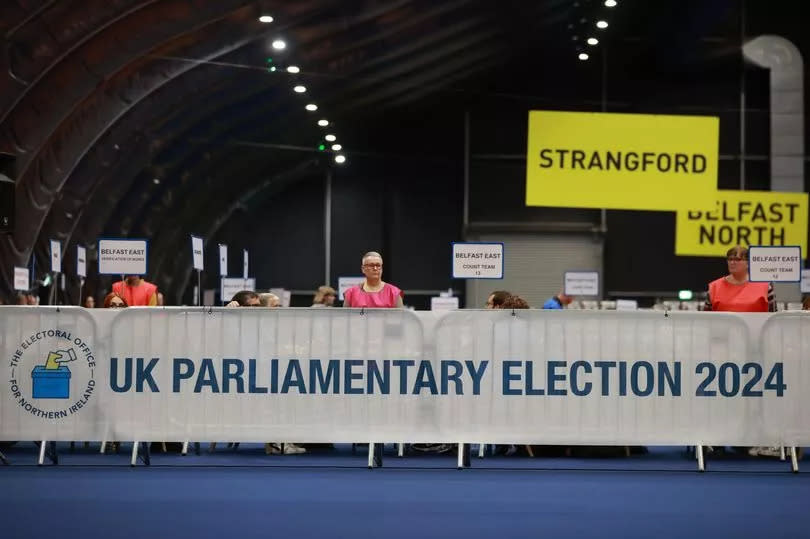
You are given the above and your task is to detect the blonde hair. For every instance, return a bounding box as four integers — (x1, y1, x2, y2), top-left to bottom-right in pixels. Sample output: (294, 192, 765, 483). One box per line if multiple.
(313, 285, 336, 304)
(258, 292, 280, 307)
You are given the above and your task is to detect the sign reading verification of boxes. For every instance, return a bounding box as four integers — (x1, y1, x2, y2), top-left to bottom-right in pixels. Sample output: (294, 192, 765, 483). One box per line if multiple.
(98, 238, 148, 275)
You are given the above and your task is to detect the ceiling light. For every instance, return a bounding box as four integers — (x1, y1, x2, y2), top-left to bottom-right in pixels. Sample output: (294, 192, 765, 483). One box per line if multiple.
(293, 85, 306, 93)
(305, 103, 318, 111)
(334, 155, 346, 164)
(259, 15, 274, 23)
(153, 178, 161, 184)
(578, 53, 589, 61)
(287, 65, 300, 73)
(318, 144, 326, 151)
(325, 134, 336, 142)
(604, 0, 617, 7)
(272, 39, 286, 50)
(596, 20, 608, 29)
(331, 144, 342, 151)
(317, 119, 329, 127)
(587, 37, 599, 45)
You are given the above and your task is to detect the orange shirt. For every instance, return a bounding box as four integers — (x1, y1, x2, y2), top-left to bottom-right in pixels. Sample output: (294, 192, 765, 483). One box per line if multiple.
(112, 280, 158, 306)
(708, 278, 770, 312)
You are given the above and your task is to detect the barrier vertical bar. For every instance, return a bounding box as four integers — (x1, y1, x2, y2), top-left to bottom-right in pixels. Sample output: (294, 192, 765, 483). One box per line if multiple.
(696, 444, 705, 472)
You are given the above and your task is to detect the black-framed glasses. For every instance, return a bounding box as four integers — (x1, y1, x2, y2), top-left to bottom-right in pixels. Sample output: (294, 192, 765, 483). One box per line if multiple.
(363, 263, 382, 269)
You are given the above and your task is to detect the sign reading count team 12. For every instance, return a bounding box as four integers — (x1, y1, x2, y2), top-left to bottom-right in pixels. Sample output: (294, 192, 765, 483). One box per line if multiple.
(452, 242, 504, 279)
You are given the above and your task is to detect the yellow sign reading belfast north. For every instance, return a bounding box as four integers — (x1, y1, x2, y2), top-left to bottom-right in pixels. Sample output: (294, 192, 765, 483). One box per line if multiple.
(525, 110, 719, 211)
(676, 190, 808, 257)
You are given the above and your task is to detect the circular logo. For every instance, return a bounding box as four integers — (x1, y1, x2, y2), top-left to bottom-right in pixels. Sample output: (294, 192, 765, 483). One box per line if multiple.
(8, 329, 96, 419)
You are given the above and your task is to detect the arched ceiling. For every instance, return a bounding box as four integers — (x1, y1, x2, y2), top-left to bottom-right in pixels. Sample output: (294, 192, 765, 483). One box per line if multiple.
(0, 0, 754, 300)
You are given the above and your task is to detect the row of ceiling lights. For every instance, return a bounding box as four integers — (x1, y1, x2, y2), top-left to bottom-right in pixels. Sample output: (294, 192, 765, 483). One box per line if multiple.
(575, 0, 617, 61)
(261, 15, 346, 164)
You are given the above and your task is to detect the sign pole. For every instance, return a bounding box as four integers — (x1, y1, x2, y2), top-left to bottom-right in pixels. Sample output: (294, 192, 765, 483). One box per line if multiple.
(197, 269, 202, 307)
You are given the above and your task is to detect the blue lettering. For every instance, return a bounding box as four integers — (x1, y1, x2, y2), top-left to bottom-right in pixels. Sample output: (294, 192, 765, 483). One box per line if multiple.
(194, 358, 220, 393)
(465, 360, 488, 395)
(110, 357, 132, 393)
(135, 357, 160, 392)
(547, 360, 567, 396)
(441, 360, 464, 395)
(412, 361, 438, 395)
(367, 360, 390, 394)
(631, 361, 654, 396)
(525, 361, 545, 395)
(503, 361, 521, 395)
(310, 359, 340, 393)
(345, 360, 363, 394)
(571, 360, 592, 396)
(172, 358, 194, 392)
(393, 360, 415, 394)
(619, 361, 627, 396)
(281, 359, 306, 394)
(658, 361, 681, 396)
(248, 359, 267, 393)
(222, 358, 245, 393)
(594, 361, 616, 396)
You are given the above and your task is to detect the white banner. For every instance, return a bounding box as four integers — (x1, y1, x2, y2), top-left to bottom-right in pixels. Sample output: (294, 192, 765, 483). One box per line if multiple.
(0, 308, 808, 445)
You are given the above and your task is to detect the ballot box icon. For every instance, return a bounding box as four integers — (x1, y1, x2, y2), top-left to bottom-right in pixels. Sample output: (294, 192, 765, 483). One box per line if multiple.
(31, 349, 77, 399)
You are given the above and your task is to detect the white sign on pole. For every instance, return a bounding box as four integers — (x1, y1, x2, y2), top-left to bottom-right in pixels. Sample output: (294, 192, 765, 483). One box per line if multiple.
(76, 246, 87, 278)
(49, 239, 61, 273)
(98, 239, 148, 275)
(243, 249, 249, 280)
(565, 271, 599, 296)
(13, 266, 29, 291)
(802, 269, 810, 293)
(431, 296, 459, 311)
(219, 244, 228, 277)
(338, 276, 365, 301)
(191, 235, 204, 271)
(270, 288, 292, 308)
(749, 246, 802, 283)
(221, 277, 256, 303)
(452, 242, 504, 279)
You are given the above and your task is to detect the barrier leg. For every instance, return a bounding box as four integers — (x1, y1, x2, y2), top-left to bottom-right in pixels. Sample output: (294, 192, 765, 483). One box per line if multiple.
(100, 440, 106, 454)
(131, 441, 139, 466)
(457, 443, 471, 469)
(397, 443, 404, 458)
(181, 441, 189, 455)
(38, 441, 57, 466)
(696, 444, 705, 472)
(368, 442, 383, 468)
(789, 447, 799, 473)
(367, 442, 375, 468)
(478, 443, 485, 459)
(0, 450, 8, 465)
(780, 445, 786, 461)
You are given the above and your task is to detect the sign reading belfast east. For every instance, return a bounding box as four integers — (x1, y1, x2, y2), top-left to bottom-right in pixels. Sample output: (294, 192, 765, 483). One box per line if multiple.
(525, 110, 719, 211)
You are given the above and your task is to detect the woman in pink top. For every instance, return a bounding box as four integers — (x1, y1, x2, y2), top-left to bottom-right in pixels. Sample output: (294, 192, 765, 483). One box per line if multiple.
(343, 251, 403, 308)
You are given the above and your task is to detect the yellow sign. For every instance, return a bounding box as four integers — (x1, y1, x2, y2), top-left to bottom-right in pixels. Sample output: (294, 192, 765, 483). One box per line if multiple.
(525, 110, 719, 211)
(675, 190, 808, 257)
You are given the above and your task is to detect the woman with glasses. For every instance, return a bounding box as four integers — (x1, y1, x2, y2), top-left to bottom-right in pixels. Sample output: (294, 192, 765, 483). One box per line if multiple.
(343, 251, 403, 308)
(704, 245, 774, 313)
(704, 245, 776, 458)
(103, 292, 128, 308)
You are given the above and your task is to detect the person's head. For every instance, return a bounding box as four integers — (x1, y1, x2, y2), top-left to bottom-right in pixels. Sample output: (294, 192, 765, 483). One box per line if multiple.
(231, 290, 260, 307)
(26, 293, 37, 305)
(803, 296, 810, 311)
(725, 245, 749, 278)
(361, 251, 384, 284)
(16, 292, 28, 305)
(313, 286, 337, 306)
(486, 290, 511, 309)
(125, 275, 142, 285)
(557, 292, 574, 306)
(103, 292, 127, 308)
(259, 292, 281, 308)
(502, 295, 530, 309)
(156, 292, 164, 306)
(83, 295, 95, 308)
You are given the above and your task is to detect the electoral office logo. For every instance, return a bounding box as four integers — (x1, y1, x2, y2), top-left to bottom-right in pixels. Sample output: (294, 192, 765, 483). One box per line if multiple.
(7, 329, 96, 419)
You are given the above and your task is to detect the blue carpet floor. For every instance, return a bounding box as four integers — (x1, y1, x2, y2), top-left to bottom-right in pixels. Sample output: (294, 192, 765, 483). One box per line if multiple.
(1, 444, 808, 538)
